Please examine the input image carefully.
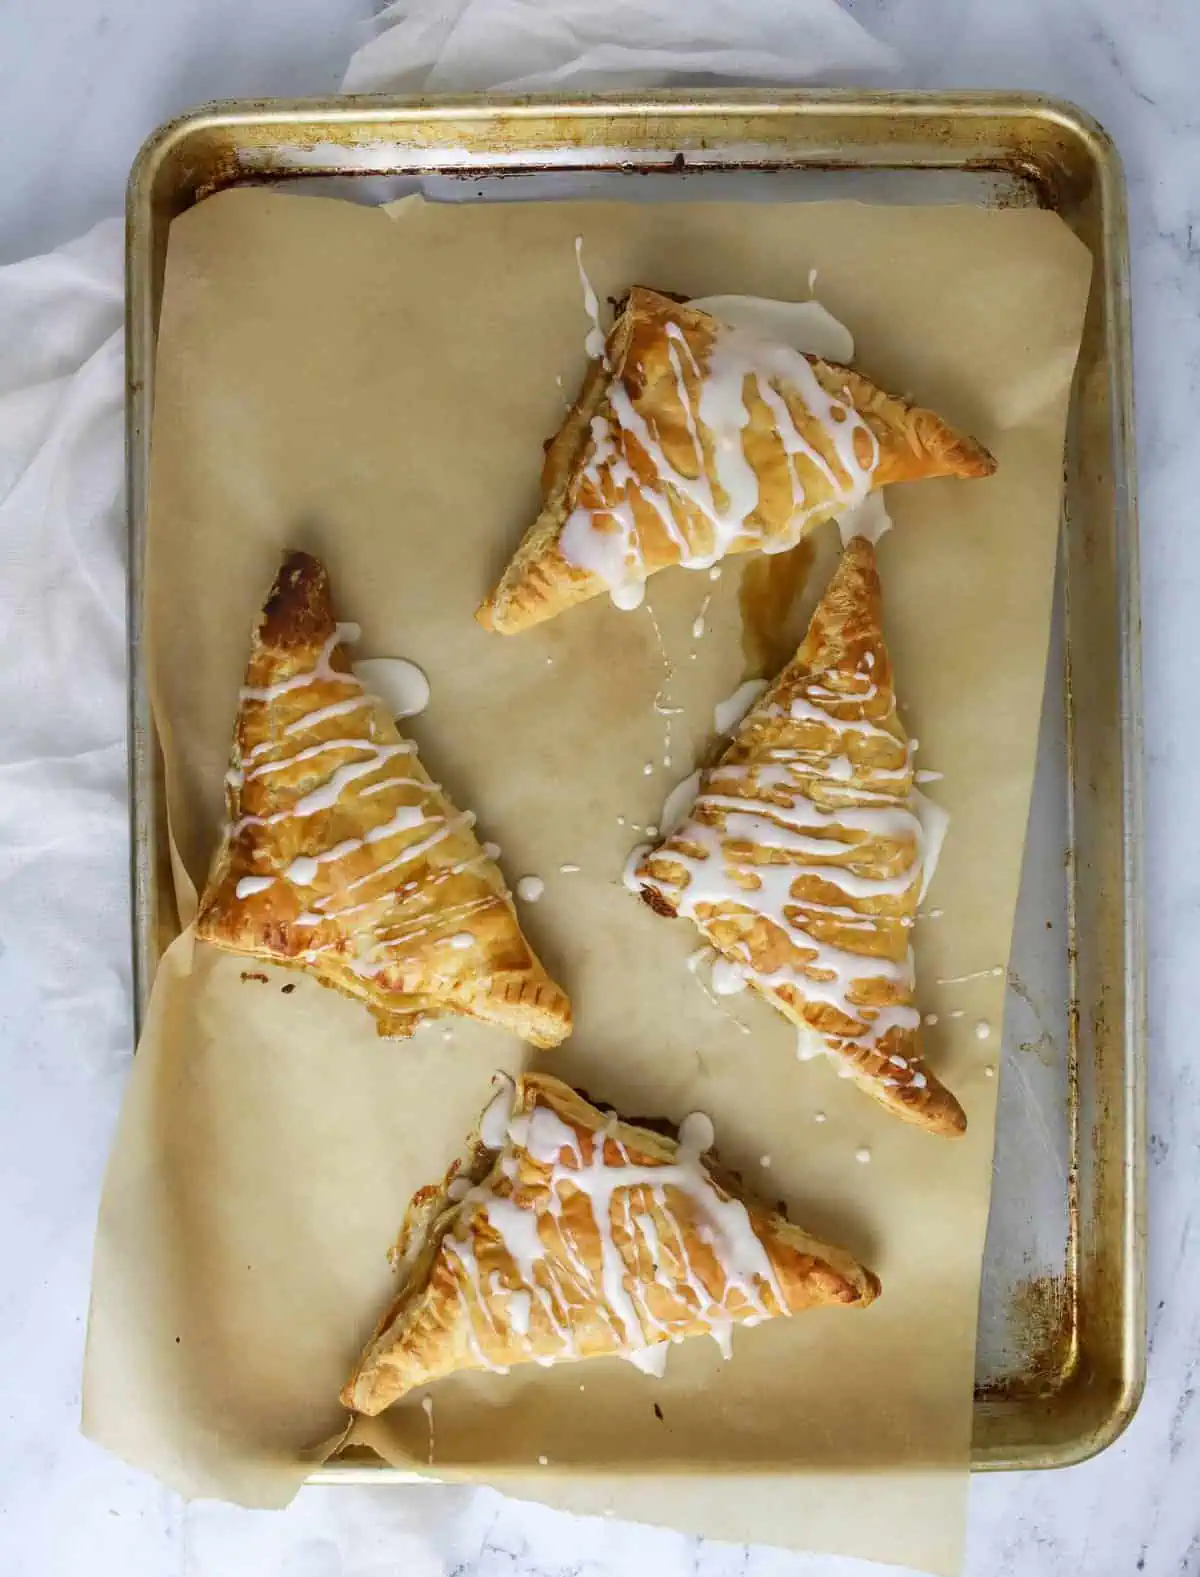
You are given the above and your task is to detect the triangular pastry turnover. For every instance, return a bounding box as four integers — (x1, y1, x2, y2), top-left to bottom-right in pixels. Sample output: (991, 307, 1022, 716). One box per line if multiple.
(479, 286, 996, 633)
(342, 1072, 879, 1413)
(195, 552, 572, 1048)
(633, 537, 966, 1137)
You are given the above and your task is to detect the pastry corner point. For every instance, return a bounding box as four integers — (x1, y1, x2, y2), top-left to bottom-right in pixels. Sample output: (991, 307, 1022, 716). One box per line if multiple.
(936, 1091, 969, 1139)
(957, 429, 998, 480)
(860, 1266, 883, 1306)
(258, 548, 335, 652)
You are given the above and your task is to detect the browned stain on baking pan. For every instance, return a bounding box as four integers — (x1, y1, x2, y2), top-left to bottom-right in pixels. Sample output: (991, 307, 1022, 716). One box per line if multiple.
(979, 1274, 1076, 1402)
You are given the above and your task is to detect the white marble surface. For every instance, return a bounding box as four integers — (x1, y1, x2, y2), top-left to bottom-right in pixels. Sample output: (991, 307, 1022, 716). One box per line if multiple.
(0, 1, 1195, 1573)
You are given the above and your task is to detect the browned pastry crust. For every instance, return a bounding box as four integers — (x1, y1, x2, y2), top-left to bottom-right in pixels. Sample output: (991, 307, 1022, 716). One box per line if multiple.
(479, 287, 996, 634)
(342, 1073, 879, 1414)
(633, 538, 966, 1138)
(194, 552, 572, 1047)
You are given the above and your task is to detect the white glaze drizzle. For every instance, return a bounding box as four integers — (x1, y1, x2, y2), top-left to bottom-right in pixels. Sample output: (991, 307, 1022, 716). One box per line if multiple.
(639, 637, 941, 1082)
(711, 957, 748, 996)
(659, 770, 703, 838)
(837, 491, 893, 548)
(683, 946, 753, 1036)
(713, 679, 769, 737)
(233, 743, 417, 833)
(442, 1087, 788, 1377)
(479, 1076, 518, 1147)
(235, 875, 275, 899)
(644, 600, 677, 772)
(226, 630, 500, 976)
(687, 296, 854, 363)
(558, 305, 880, 604)
(677, 1111, 715, 1154)
(938, 965, 1005, 986)
(574, 235, 608, 363)
(622, 843, 651, 895)
(287, 695, 371, 734)
(352, 657, 430, 720)
(239, 628, 353, 704)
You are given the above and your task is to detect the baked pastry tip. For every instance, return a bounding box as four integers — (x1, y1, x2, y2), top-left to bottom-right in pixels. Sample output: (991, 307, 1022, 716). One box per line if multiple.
(195, 551, 572, 1048)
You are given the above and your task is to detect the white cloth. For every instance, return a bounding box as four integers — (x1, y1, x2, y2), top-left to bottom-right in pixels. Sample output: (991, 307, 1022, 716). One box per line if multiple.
(0, 216, 165, 1571)
(0, 0, 893, 1568)
(343, 0, 896, 92)
(0, 214, 127, 1073)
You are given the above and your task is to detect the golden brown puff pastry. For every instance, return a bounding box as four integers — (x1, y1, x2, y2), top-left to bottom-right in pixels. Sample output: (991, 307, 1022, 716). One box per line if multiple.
(194, 552, 572, 1048)
(632, 538, 966, 1138)
(343, 1072, 879, 1414)
(478, 286, 996, 634)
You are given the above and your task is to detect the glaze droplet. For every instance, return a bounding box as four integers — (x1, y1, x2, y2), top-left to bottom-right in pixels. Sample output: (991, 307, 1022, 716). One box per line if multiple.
(678, 1111, 716, 1154)
(516, 876, 545, 903)
(711, 957, 747, 997)
(352, 657, 430, 720)
(713, 678, 769, 737)
(235, 875, 275, 900)
(611, 579, 645, 611)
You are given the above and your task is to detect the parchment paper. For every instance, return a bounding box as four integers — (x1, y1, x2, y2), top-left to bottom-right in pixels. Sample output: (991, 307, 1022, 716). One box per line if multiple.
(84, 189, 1090, 1572)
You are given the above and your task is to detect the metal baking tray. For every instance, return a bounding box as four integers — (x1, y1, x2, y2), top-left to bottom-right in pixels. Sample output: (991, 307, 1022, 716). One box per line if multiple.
(125, 90, 1144, 1473)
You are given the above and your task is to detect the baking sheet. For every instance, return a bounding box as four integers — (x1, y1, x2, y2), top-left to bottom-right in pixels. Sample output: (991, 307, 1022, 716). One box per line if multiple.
(85, 188, 1090, 1568)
